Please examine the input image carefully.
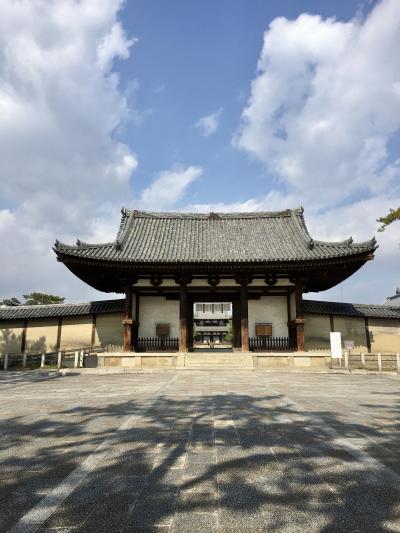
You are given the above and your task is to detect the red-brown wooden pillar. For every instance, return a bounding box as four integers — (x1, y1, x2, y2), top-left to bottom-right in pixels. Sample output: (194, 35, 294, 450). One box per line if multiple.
(123, 286, 133, 352)
(232, 299, 241, 349)
(240, 281, 250, 352)
(293, 285, 305, 351)
(179, 286, 188, 352)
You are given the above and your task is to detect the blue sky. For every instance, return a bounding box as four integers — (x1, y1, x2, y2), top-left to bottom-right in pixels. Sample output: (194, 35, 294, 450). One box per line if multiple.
(118, 0, 379, 204)
(0, 0, 398, 305)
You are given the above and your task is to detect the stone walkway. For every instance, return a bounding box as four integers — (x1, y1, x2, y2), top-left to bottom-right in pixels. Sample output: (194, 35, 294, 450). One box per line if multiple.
(0, 371, 399, 532)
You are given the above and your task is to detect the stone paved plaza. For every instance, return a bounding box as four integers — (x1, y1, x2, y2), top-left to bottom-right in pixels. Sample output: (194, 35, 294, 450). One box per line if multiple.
(1, 370, 399, 532)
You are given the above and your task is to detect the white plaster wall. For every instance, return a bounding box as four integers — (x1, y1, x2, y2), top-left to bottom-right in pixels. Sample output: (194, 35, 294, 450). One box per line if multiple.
(139, 297, 180, 337)
(248, 296, 288, 337)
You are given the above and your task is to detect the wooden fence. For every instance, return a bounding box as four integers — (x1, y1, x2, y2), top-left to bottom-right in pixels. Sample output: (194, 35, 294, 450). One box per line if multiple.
(249, 336, 293, 352)
(135, 337, 179, 353)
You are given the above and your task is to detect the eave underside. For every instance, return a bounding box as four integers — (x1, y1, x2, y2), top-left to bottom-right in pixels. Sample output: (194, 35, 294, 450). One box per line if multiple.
(57, 254, 372, 293)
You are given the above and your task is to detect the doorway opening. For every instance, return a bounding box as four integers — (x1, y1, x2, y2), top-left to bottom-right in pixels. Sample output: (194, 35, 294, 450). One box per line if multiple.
(192, 301, 233, 352)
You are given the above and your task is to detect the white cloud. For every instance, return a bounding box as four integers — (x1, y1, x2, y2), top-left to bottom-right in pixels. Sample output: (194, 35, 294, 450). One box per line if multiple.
(235, 0, 400, 204)
(184, 191, 400, 304)
(0, 0, 138, 301)
(195, 108, 223, 137)
(139, 166, 203, 210)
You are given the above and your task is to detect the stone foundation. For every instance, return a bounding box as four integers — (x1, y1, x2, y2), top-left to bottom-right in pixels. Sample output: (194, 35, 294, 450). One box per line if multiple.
(96, 351, 332, 370)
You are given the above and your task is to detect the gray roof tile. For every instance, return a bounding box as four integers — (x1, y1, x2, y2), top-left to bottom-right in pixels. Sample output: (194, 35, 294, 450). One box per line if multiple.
(0, 299, 125, 320)
(303, 300, 400, 319)
(54, 208, 377, 264)
(1, 298, 398, 321)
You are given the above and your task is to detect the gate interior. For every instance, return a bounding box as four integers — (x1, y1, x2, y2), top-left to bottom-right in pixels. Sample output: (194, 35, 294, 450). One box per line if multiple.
(192, 299, 235, 351)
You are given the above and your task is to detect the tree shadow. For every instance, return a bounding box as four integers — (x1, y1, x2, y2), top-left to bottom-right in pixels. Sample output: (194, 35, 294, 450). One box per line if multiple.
(0, 373, 399, 531)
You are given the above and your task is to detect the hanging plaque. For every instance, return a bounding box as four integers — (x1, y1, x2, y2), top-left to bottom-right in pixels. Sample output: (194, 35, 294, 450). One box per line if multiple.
(255, 323, 272, 337)
(156, 323, 170, 337)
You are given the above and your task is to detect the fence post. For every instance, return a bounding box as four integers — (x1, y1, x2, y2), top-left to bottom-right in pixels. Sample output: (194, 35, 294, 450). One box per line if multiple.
(4, 353, 8, 371)
(377, 352, 382, 372)
(22, 352, 27, 369)
(344, 350, 349, 370)
(361, 353, 365, 369)
(74, 351, 79, 369)
(41, 353, 46, 368)
(57, 350, 62, 369)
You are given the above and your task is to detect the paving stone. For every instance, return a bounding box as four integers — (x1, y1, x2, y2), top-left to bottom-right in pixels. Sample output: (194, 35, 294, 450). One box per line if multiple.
(172, 511, 218, 532)
(2, 371, 400, 532)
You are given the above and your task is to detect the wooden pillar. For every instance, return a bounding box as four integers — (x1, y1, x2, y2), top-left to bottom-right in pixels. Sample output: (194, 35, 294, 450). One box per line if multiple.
(293, 284, 306, 351)
(240, 283, 249, 352)
(21, 319, 28, 354)
(364, 316, 371, 353)
(179, 286, 188, 352)
(123, 286, 133, 352)
(186, 297, 194, 352)
(132, 291, 139, 352)
(91, 314, 97, 347)
(232, 299, 241, 348)
(56, 317, 62, 351)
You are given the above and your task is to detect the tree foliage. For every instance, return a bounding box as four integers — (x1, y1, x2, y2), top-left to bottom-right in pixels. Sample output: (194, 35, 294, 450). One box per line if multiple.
(377, 207, 400, 232)
(22, 292, 65, 305)
(0, 297, 21, 307)
(1, 293, 65, 306)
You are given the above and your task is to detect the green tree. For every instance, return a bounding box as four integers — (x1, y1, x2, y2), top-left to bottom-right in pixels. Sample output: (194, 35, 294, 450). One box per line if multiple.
(0, 297, 21, 307)
(224, 319, 234, 344)
(377, 207, 400, 232)
(22, 292, 65, 305)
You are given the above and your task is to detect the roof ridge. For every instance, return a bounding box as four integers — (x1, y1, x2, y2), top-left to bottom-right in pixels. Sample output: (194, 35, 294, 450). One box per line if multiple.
(304, 299, 396, 309)
(122, 207, 301, 219)
(0, 298, 124, 310)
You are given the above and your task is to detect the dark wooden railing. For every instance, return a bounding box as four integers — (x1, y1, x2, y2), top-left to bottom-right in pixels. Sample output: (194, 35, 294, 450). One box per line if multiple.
(249, 336, 293, 352)
(135, 337, 179, 353)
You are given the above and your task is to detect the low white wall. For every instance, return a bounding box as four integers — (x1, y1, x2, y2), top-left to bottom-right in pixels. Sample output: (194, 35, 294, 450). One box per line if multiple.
(248, 296, 288, 337)
(138, 296, 180, 337)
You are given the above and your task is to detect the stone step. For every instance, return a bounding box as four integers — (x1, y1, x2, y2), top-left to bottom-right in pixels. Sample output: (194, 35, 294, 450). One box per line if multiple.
(184, 353, 254, 369)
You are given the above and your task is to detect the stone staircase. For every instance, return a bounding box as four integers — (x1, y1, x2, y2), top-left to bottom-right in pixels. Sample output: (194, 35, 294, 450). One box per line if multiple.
(184, 352, 254, 369)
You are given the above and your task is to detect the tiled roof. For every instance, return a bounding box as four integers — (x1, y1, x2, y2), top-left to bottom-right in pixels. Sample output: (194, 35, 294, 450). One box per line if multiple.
(303, 299, 400, 319)
(0, 299, 125, 320)
(54, 208, 377, 264)
(1, 297, 398, 322)
(383, 289, 400, 306)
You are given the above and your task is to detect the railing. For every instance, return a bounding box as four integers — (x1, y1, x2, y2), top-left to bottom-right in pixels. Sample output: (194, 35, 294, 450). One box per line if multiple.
(249, 336, 293, 352)
(135, 337, 179, 353)
(0, 346, 105, 371)
(336, 352, 400, 372)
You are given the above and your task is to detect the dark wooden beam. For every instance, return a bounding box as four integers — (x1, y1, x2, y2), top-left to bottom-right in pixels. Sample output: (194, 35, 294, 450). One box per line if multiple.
(329, 314, 335, 332)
